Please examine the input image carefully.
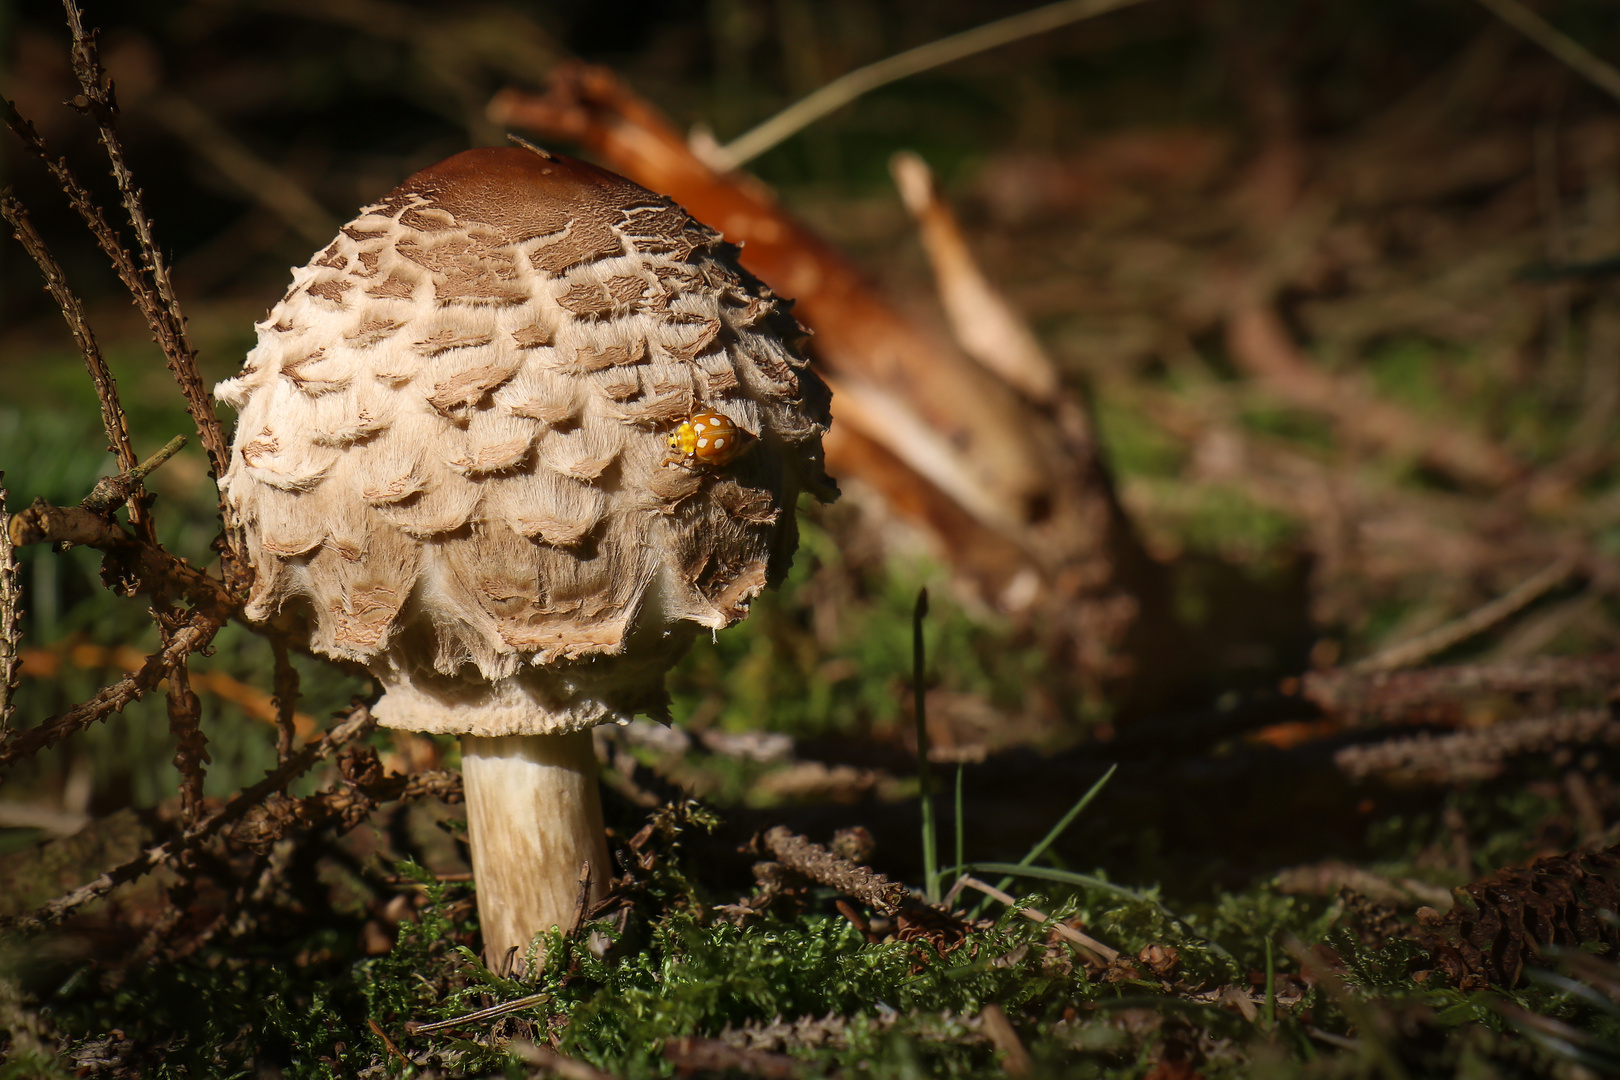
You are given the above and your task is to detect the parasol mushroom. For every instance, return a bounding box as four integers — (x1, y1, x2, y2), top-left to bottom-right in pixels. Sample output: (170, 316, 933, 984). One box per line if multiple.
(215, 143, 834, 968)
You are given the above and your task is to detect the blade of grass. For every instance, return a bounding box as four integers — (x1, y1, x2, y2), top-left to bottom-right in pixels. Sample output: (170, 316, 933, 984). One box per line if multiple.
(970, 763, 1115, 916)
(914, 588, 938, 904)
(954, 760, 965, 881)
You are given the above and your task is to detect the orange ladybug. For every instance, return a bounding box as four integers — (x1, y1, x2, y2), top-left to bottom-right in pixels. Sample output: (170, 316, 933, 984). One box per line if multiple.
(664, 411, 752, 470)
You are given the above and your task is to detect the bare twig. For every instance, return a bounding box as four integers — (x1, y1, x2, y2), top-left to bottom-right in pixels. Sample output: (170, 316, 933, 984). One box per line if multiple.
(568, 860, 594, 937)
(716, 0, 1154, 167)
(760, 826, 910, 915)
(1472, 0, 1620, 106)
(0, 609, 226, 773)
(663, 1038, 803, 1080)
(1352, 556, 1578, 674)
(0, 190, 152, 542)
(1, 704, 375, 931)
(80, 436, 186, 518)
(957, 875, 1119, 962)
(8, 497, 235, 614)
(0, 476, 18, 737)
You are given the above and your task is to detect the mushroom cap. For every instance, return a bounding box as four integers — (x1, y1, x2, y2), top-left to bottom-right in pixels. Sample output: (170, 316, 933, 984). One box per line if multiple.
(217, 145, 833, 735)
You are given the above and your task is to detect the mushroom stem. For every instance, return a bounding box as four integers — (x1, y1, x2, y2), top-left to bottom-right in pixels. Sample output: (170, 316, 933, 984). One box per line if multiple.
(460, 730, 609, 972)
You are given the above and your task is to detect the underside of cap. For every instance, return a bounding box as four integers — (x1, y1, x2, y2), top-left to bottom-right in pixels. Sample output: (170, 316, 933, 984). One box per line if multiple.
(215, 145, 834, 711)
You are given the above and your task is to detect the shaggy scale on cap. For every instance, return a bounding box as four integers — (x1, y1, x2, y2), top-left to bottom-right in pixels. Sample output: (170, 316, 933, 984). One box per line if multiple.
(217, 145, 833, 736)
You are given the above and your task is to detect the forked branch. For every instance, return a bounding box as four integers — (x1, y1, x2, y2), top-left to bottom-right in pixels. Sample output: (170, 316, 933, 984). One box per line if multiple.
(0, 609, 227, 773)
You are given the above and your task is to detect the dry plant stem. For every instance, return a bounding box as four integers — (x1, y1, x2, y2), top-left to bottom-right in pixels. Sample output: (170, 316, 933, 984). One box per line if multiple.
(2, 705, 374, 932)
(462, 731, 609, 969)
(716, 0, 1153, 168)
(0, 192, 152, 542)
(1351, 556, 1577, 674)
(1333, 708, 1620, 782)
(0, 609, 224, 773)
(958, 875, 1119, 962)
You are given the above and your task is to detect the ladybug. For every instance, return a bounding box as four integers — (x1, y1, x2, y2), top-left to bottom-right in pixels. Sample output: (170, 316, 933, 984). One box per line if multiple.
(664, 410, 752, 470)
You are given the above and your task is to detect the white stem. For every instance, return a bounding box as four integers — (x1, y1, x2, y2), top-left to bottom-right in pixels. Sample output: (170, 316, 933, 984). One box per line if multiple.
(461, 730, 609, 972)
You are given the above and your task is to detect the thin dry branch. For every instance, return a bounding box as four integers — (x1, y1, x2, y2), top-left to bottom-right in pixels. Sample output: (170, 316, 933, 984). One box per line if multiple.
(0, 704, 375, 932)
(0, 609, 226, 773)
(0, 190, 151, 541)
(760, 826, 910, 915)
(1352, 556, 1579, 674)
(16, 640, 318, 739)
(0, 477, 18, 736)
(7, 497, 235, 614)
(59, 2, 232, 499)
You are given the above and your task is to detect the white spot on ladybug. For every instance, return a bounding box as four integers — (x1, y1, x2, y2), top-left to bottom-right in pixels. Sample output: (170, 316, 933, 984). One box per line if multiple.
(697, 437, 709, 447)
(714, 437, 726, 448)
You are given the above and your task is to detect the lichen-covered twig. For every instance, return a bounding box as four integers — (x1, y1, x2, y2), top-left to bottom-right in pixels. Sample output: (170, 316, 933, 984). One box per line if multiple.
(760, 826, 909, 915)
(0, 609, 226, 773)
(1334, 709, 1620, 782)
(0, 704, 375, 932)
(0, 476, 19, 737)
